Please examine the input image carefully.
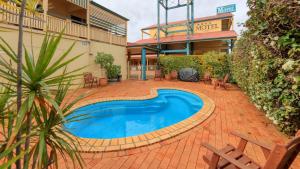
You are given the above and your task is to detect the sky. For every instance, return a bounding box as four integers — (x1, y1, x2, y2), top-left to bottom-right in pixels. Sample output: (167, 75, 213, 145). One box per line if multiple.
(94, 0, 249, 42)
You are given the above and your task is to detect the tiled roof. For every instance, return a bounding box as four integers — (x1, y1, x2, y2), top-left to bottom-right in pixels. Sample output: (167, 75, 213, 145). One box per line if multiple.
(127, 30, 237, 47)
(142, 13, 233, 30)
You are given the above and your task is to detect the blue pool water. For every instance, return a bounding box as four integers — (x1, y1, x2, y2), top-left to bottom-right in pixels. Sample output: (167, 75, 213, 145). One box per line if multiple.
(65, 89, 203, 139)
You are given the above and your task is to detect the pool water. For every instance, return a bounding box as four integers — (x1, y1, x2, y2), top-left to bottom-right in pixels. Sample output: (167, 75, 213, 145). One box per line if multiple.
(65, 89, 204, 139)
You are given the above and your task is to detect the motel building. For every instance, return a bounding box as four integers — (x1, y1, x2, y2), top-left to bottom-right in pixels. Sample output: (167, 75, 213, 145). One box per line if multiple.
(0, 0, 129, 83)
(127, 12, 238, 80)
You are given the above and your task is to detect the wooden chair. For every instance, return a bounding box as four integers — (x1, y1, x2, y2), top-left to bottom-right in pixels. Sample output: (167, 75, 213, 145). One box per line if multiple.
(214, 74, 229, 90)
(154, 69, 163, 81)
(202, 130, 300, 169)
(83, 72, 98, 88)
(203, 72, 212, 84)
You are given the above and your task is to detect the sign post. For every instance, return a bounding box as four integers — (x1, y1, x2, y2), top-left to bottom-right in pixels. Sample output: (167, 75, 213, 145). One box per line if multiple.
(217, 4, 236, 14)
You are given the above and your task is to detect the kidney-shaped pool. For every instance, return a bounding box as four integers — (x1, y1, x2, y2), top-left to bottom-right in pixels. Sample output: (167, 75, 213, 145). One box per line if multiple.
(65, 89, 204, 139)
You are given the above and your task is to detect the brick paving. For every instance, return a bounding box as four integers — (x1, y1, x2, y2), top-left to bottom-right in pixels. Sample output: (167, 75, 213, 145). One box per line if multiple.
(61, 80, 300, 169)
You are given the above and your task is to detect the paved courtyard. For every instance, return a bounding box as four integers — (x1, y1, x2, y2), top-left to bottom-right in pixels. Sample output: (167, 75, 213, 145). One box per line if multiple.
(61, 80, 300, 169)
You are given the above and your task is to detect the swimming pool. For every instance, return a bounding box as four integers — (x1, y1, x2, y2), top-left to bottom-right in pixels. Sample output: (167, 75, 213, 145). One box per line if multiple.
(65, 89, 204, 139)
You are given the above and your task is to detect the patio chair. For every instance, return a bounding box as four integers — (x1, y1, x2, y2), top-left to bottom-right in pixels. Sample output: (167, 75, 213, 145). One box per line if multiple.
(203, 72, 212, 84)
(83, 72, 98, 88)
(214, 74, 229, 90)
(154, 69, 163, 81)
(202, 130, 300, 169)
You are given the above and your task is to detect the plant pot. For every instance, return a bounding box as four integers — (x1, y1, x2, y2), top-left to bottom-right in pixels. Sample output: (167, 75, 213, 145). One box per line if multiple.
(171, 70, 178, 79)
(108, 78, 119, 83)
(117, 75, 122, 82)
(165, 74, 172, 81)
(99, 78, 108, 86)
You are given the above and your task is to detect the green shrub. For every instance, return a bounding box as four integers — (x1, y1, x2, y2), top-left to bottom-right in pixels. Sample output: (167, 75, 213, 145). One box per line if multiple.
(197, 51, 230, 79)
(158, 55, 198, 74)
(107, 65, 121, 79)
(95, 52, 114, 69)
(231, 0, 300, 135)
(95, 52, 121, 79)
(158, 52, 230, 79)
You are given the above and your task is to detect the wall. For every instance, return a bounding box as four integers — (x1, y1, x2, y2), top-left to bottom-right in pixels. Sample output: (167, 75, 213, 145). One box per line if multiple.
(147, 19, 224, 38)
(0, 24, 127, 88)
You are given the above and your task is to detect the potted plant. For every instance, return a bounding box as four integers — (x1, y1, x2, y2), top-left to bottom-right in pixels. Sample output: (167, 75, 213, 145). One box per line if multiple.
(95, 52, 114, 86)
(171, 70, 178, 79)
(107, 65, 121, 82)
(163, 58, 172, 80)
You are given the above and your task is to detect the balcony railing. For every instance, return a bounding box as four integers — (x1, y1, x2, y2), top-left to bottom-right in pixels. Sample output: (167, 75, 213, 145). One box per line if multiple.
(90, 27, 126, 46)
(0, 1, 126, 46)
(47, 15, 87, 38)
(67, 0, 87, 9)
(0, 1, 44, 29)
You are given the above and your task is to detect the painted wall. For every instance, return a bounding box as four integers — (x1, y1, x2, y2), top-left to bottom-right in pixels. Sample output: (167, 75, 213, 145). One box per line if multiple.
(0, 24, 127, 88)
(146, 19, 229, 39)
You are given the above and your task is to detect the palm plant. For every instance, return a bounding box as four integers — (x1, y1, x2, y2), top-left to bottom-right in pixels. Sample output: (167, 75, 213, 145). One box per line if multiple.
(0, 31, 87, 169)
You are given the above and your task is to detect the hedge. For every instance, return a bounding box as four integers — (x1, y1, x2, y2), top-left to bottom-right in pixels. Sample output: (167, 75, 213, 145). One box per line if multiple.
(158, 51, 230, 79)
(231, 0, 300, 135)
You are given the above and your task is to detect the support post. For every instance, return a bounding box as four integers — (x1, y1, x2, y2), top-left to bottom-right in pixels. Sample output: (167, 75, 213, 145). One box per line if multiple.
(191, 0, 194, 33)
(157, 0, 161, 55)
(141, 48, 147, 80)
(43, 0, 48, 31)
(165, 0, 168, 37)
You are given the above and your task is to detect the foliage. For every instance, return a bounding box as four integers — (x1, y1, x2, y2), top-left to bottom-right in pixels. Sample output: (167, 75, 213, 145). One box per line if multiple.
(95, 52, 114, 69)
(0, 31, 86, 169)
(158, 51, 230, 79)
(197, 51, 230, 79)
(231, 0, 300, 135)
(106, 65, 121, 79)
(94, 52, 121, 79)
(158, 55, 197, 74)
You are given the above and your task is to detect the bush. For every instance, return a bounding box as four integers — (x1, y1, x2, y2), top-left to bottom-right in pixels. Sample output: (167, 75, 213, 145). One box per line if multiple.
(107, 65, 121, 79)
(158, 52, 230, 79)
(198, 51, 230, 79)
(95, 52, 121, 79)
(95, 52, 114, 69)
(158, 55, 198, 74)
(231, 0, 300, 135)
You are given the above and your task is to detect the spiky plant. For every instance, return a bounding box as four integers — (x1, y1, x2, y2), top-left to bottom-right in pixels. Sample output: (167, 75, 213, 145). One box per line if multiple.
(0, 31, 87, 169)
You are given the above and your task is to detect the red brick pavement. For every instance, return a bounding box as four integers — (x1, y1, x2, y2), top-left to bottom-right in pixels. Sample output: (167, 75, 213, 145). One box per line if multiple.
(60, 80, 300, 169)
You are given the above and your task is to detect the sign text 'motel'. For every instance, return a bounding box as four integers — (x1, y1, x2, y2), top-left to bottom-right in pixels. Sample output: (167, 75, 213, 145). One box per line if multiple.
(217, 4, 236, 14)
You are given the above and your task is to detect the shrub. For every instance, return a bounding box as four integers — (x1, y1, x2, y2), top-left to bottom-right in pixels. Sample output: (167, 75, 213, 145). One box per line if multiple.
(197, 51, 230, 79)
(95, 52, 121, 79)
(95, 52, 114, 69)
(107, 65, 121, 79)
(158, 52, 230, 79)
(231, 0, 300, 135)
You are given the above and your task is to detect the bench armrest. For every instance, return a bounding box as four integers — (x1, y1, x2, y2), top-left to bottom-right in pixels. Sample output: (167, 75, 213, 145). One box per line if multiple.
(231, 131, 273, 151)
(202, 143, 255, 169)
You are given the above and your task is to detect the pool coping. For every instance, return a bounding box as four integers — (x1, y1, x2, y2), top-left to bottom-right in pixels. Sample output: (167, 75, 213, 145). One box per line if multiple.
(68, 87, 215, 153)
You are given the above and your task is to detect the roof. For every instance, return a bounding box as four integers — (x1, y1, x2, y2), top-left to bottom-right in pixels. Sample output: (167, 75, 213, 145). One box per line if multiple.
(90, 1, 129, 21)
(142, 13, 233, 30)
(128, 30, 237, 47)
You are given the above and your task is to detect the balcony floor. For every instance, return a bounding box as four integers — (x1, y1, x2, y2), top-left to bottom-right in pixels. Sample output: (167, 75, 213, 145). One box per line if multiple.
(61, 80, 300, 169)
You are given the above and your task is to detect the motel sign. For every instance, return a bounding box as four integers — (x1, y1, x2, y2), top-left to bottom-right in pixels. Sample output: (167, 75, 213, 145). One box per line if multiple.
(217, 4, 236, 14)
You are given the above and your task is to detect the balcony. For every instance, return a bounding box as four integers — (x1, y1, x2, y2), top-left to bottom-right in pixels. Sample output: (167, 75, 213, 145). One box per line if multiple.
(0, 1, 127, 46)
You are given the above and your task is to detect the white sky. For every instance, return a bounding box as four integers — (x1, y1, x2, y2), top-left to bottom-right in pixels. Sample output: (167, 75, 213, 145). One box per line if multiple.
(93, 0, 249, 42)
